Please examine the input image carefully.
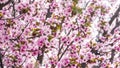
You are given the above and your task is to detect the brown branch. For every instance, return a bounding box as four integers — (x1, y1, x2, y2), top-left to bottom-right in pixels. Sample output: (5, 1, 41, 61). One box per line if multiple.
(57, 29, 72, 58)
(46, 6, 52, 19)
(32, 11, 52, 64)
(0, 0, 12, 10)
(83, 0, 90, 10)
(9, 22, 29, 42)
(0, 14, 23, 20)
(91, 48, 100, 55)
(11, 0, 16, 18)
(109, 5, 120, 25)
(0, 52, 3, 68)
(58, 41, 74, 61)
(109, 49, 115, 63)
(111, 18, 120, 34)
(26, 35, 41, 39)
(37, 45, 46, 65)
(29, 0, 35, 4)
(17, 23, 29, 39)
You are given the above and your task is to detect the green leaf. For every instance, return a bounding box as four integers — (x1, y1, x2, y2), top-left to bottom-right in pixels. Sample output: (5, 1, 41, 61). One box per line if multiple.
(95, 6, 100, 10)
(77, 8, 82, 14)
(51, 26, 57, 32)
(32, 28, 40, 31)
(36, 22, 40, 25)
(77, 63, 81, 67)
(72, 6, 82, 14)
(20, 7, 30, 14)
(6, 19, 14, 27)
(15, 44, 20, 48)
(0, 12, 3, 18)
(45, 49, 49, 53)
(73, 0, 78, 4)
(84, 22, 91, 27)
(77, 32, 80, 36)
(100, 21, 106, 26)
(70, 58, 78, 64)
(32, 28, 40, 36)
(51, 24, 62, 33)
(48, 35, 53, 41)
(56, 24, 62, 30)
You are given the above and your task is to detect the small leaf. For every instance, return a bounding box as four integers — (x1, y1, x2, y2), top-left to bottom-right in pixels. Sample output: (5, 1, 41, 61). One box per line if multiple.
(32, 28, 40, 36)
(84, 22, 91, 27)
(6, 19, 14, 27)
(77, 63, 81, 67)
(48, 35, 53, 41)
(87, 58, 96, 63)
(0, 12, 3, 18)
(101, 21, 106, 26)
(34, 61, 39, 68)
(77, 8, 82, 14)
(15, 44, 20, 48)
(56, 24, 62, 31)
(80, 55, 84, 59)
(32, 28, 40, 31)
(95, 6, 100, 10)
(45, 49, 49, 53)
(20, 41, 25, 45)
(36, 22, 40, 26)
(87, 32, 91, 35)
(77, 32, 80, 36)
(72, 6, 82, 14)
(20, 7, 30, 14)
(73, 0, 78, 4)
(70, 58, 78, 65)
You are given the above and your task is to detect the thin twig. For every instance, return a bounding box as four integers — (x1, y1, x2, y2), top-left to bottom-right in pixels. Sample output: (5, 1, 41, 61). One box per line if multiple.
(111, 18, 120, 34)
(0, 14, 23, 20)
(17, 22, 29, 39)
(0, 0, 12, 10)
(57, 29, 72, 58)
(11, 0, 16, 18)
(109, 5, 120, 25)
(58, 41, 74, 61)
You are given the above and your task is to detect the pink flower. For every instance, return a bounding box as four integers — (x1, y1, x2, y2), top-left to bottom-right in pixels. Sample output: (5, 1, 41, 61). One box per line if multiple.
(37, 37, 45, 47)
(61, 58, 70, 66)
(114, 46, 120, 52)
(32, 50, 38, 56)
(101, 63, 107, 68)
(0, 0, 8, 4)
(26, 63, 33, 68)
(88, 7, 94, 13)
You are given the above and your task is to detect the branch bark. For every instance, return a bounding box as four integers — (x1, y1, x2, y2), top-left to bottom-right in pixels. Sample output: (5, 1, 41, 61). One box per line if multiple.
(111, 18, 120, 34)
(109, 5, 120, 25)
(0, 0, 12, 10)
(0, 52, 3, 68)
(37, 45, 46, 65)
(109, 49, 115, 63)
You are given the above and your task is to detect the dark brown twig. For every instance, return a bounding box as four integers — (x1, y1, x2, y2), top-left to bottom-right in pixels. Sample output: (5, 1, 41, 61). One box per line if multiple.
(109, 5, 120, 25)
(0, 0, 12, 10)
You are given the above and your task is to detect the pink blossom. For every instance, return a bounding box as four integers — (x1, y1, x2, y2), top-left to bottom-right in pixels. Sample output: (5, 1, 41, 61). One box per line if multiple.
(0, 0, 8, 4)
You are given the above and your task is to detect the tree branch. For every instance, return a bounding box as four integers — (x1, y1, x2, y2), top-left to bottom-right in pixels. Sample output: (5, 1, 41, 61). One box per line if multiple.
(109, 5, 120, 25)
(0, 0, 12, 10)
(0, 51, 3, 68)
(58, 41, 74, 61)
(109, 49, 115, 63)
(111, 18, 120, 34)
(11, 0, 16, 18)
(46, 5, 52, 19)
(37, 45, 46, 65)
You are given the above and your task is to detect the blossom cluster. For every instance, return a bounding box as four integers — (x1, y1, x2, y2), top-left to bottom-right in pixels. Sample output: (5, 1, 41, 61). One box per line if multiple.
(0, 0, 120, 68)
